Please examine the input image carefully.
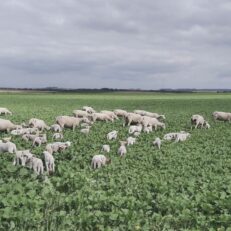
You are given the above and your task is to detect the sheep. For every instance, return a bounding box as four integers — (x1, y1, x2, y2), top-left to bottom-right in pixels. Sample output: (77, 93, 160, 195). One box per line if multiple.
(101, 145, 110, 153)
(133, 132, 141, 137)
(50, 124, 62, 132)
(11, 127, 39, 136)
(153, 138, 161, 149)
(127, 137, 136, 146)
(163, 132, 178, 141)
(118, 141, 127, 157)
(123, 113, 143, 126)
(0, 118, 21, 132)
(46, 141, 71, 154)
(212, 111, 231, 122)
(141, 116, 166, 130)
(0, 141, 17, 153)
(143, 112, 166, 120)
(191, 114, 206, 129)
(80, 126, 91, 134)
(100, 110, 118, 120)
(52, 133, 64, 140)
(204, 121, 211, 129)
(56, 116, 89, 131)
(91, 154, 111, 169)
(13, 150, 32, 166)
(27, 156, 44, 175)
(107, 130, 118, 140)
(0, 107, 12, 115)
(91, 113, 114, 122)
(82, 106, 96, 114)
(143, 126, 153, 133)
(22, 133, 40, 142)
(73, 110, 89, 118)
(114, 109, 128, 118)
(32, 134, 47, 147)
(43, 151, 55, 174)
(129, 124, 142, 134)
(29, 118, 50, 131)
(175, 132, 191, 143)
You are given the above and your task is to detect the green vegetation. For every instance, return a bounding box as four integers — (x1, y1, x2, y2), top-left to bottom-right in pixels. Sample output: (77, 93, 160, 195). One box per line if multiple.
(0, 92, 231, 230)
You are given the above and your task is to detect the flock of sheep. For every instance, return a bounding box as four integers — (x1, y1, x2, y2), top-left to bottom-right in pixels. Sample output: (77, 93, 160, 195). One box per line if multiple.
(0, 106, 230, 174)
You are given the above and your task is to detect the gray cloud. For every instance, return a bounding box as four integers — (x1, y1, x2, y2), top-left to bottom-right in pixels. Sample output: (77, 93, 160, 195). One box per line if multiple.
(0, 0, 231, 89)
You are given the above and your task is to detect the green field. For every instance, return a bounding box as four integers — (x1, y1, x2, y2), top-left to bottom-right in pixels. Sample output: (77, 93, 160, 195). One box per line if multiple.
(0, 92, 231, 230)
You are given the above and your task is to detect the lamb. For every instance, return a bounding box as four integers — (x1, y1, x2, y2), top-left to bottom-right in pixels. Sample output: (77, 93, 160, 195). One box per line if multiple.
(56, 116, 89, 130)
(27, 156, 44, 175)
(91, 113, 114, 122)
(153, 138, 161, 149)
(212, 111, 231, 122)
(101, 144, 110, 153)
(46, 141, 71, 154)
(107, 130, 118, 140)
(51, 124, 62, 132)
(191, 114, 206, 129)
(0, 141, 17, 153)
(91, 154, 111, 169)
(129, 124, 142, 134)
(82, 106, 96, 114)
(43, 151, 55, 174)
(100, 110, 118, 120)
(127, 137, 136, 146)
(118, 141, 127, 157)
(29, 118, 50, 131)
(113, 109, 128, 118)
(124, 113, 143, 126)
(0, 118, 21, 132)
(52, 133, 64, 140)
(175, 132, 191, 143)
(80, 126, 91, 134)
(141, 116, 166, 130)
(13, 150, 32, 166)
(143, 126, 153, 133)
(32, 134, 47, 146)
(73, 110, 89, 118)
(0, 107, 12, 115)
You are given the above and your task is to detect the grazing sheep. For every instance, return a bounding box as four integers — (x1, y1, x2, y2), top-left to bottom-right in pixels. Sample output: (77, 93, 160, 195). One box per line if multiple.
(27, 156, 44, 175)
(129, 124, 142, 134)
(0, 141, 17, 153)
(13, 150, 33, 166)
(82, 106, 96, 114)
(153, 138, 161, 149)
(91, 154, 111, 169)
(56, 116, 89, 130)
(143, 126, 153, 133)
(91, 113, 114, 122)
(191, 114, 206, 129)
(107, 130, 118, 140)
(43, 151, 55, 174)
(127, 137, 136, 146)
(0, 118, 21, 132)
(123, 113, 143, 126)
(101, 145, 110, 153)
(141, 116, 166, 130)
(175, 132, 191, 143)
(46, 141, 71, 154)
(11, 127, 39, 136)
(29, 118, 50, 131)
(73, 110, 89, 118)
(52, 133, 64, 140)
(51, 124, 62, 132)
(118, 141, 127, 157)
(0, 107, 12, 115)
(32, 134, 47, 147)
(133, 110, 146, 116)
(101, 110, 118, 120)
(212, 111, 231, 122)
(80, 126, 91, 134)
(114, 109, 128, 118)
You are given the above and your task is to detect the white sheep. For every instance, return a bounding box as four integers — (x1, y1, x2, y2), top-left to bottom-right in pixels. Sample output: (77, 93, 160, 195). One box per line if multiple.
(27, 156, 44, 175)
(46, 141, 71, 154)
(163, 132, 178, 141)
(32, 134, 47, 147)
(113, 109, 128, 118)
(52, 133, 64, 140)
(123, 113, 143, 126)
(56, 116, 88, 130)
(107, 130, 118, 140)
(29, 118, 50, 131)
(0, 141, 17, 153)
(127, 137, 136, 146)
(129, 124, 142, 134)
(191, 114, 206, 129)
(51, 124, 62, 132)
(153, 138, 161, 149)
(82, 106, 96, 114)
(100, 110, 118, 120)
(118, 141, 127, 157)
(91, 113, 114, 122)
(91, 154, 111, 169)
(43, 151, 55, 174)
(212, 111, 231, 122)
(0, 118, 21, 132)
(204, 121, 211, 129)
(143, 126, 153, 133)
(13, 150, 32, 166)
(141, 116, 166, 130)
(101, 144, 110, 153)
(73, 110, 89, 118)
(0, 107, 12, 115)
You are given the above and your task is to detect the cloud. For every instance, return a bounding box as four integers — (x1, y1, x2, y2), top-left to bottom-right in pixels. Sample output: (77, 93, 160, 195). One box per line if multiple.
(0, 0, 230, 89)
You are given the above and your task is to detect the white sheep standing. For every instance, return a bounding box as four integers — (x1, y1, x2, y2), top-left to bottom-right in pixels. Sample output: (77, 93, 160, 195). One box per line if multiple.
(127, 137, 136, 146)
(13, 150, 32, 166)
(0, 141, 17, 153)
(91, 154, 111, 169)
(32, 134, 47, 147)
(118, 141, 127, 157)
(153, 138, 161, 149)
(101, 144, 110, 153)
(73, 110, 89, 118)
(27, 156, 44, 175)
(29, 118, 50, 131)
(51, 124, 62, 132)
(129, 124, 142, 134)
(46, 141, 71, 154)
(212, 111, 231, 122)
(107, 130, 118, 140)
(0, 118, 21, 132)
(123, 113, 143, 126)
(43, 151, 55, 174)
(113, 109, 128, 118)
(82, 106, 96, 114)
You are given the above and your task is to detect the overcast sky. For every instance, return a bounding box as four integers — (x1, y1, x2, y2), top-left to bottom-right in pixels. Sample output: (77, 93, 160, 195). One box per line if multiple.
(0, 0, 230, 89)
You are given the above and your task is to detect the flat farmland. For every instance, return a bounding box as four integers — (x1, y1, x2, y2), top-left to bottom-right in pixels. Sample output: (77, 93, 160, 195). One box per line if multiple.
(0, 92, 231, 231)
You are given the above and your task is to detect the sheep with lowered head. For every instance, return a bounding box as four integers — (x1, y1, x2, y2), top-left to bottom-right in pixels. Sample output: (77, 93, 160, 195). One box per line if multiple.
(29, 118, 50, 131)
(101, 144, 110, 153)
(212, 111, 231, 122)
(91, 154, 111, 169)
(107, 130, 118, 140)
